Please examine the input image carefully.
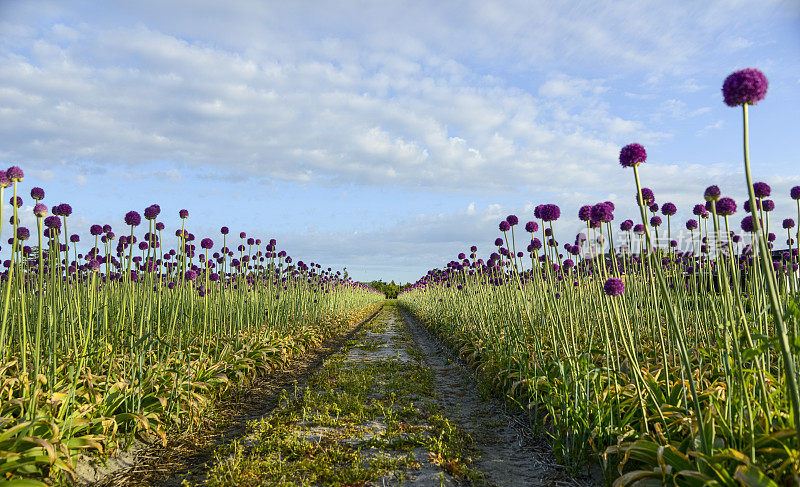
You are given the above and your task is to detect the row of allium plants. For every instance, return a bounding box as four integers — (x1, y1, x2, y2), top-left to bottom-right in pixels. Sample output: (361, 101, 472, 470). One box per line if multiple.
(400, 68, 800, 485)
(0, 174, 384, 485)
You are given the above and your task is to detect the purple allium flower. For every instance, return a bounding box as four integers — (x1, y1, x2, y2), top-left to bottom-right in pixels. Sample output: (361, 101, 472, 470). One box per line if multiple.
(741, 215, 757, 233)
(722, 68, 768, 107)
(603, 277, 625, 296)
(733, 235, 741, 243)
(791, 186, 800, 200)
(470, 245, 478, 252)
(179, 209, 189, 219)
(88, 259, 101, 272)
(590, 202, 614, 223)
(638, 187, 654, 205)
(6, 166, 24, 182)
(138, 241, 148, 250)
(56, 203, 72, 217)
(30, 187, 45, 200)
(90, 224, 103, 236)
(716, 197, 737, 216)
(650, 216, 662, 227)
(545, 228, 552, 237)
(605, 201, 616, 211)
(533, 205, 542, 219)
(201, 238, 214, 249)
(0, 173, 9, 188)
(33, 203, 48, 217)
(70, 234, 80, 243)
(578, 205, 592, 221)
(10, 196, 22, 207)
(103, 224, 112, 233)
(539, 204, 561, 222)
(752, 182, 771, 199)
(499, 220, 511, 232)
(506, 214, 518, 226)
(633, 224, 645, 235)
(762, 199, 775, 212)
(125, 211, 141, 227)
(619, 143, 647, 168)
(155, 222, 165, 231)
(784, 218, 795, 229)
(670, 240, 678, 248)
(524, 221, 538, 233)
(661, 202, 677, 216)
(237, 231, 245, 239)
(16, 226, 30, 241)
(693, 204, 708, 217)
(144, 204, 160, 220)
(44, 215, 61, 229)
(185, 270, 197, 281)
(620, 220, 634, 231)
(686, 219, 698, 230)
(219, 226, 230, 235)
(494, 238, 504, 247)
(649, 203, 659, 213)
(703, 185, 721, 202)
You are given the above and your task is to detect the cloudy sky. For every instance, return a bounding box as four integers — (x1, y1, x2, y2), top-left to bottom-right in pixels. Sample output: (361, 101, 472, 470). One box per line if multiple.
(1, 0, 799, 283)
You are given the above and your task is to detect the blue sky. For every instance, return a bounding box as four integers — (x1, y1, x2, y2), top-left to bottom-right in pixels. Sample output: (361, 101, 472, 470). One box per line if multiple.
(1, 0, 799, 283)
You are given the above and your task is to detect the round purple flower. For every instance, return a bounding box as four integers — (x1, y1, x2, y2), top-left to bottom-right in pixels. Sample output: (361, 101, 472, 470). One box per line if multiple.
(499, 220, 511, 232)
(138, 241, 148, 250)
(741, 215, 757, 233)
(103, 224, 112, 233)
(693, 204, 708, 217)
(591, 202, 613, 223)
(506, 214, 518, 226)
(144, 204, 161, 220)
(239, 232, 246, 239)
(185, 270, 197, 281)
(494, 238, 504, 247)
(201, 238, 214, 249)
(603, 277, 625, 296)
(619, 143, 647, 168)
(6, 166, 24, 182)
(638, 188, 654, 205)
(0, 173, 10, 188)
(791, 186, 800, 200)
(10, 196, 22, 208)
(633, 224, 645, 235)
(753, 182, 771, 199)
(125, 211, 141, 227)
(649, 203, 659, 213)
(768, 232, 776, 242)
(539, 204, 561, 222)
(650, 216, 662, 227)
(722, 68, 768, 107)
(620, 219, 633, 231)
(784, 218, 795, 230)
(604, 201, 616, 211)
(531, 238, 542, 250)
(533, 205, 542, 219)
(30, 187, 45, 200)
(90, 224, 103, 236)
(703, 185, 721, 202)
(661, 202, 677, 216)
(179, 209, 189, 219)
(686, 219, 698, 230)
(715, 197, 737, 216)
(762, 199, 775, 212)
(56, 203, 72, 217)
(155, 222, 165, 231)
(88, 259, 101, 272)
(578, 205, 592, 222)
(525, 221, 538, 233)
(16, 226, 30, 241)
(70, 234, 80, 243)
(44, 215, 61, 230)
(33, 203, 48, 217)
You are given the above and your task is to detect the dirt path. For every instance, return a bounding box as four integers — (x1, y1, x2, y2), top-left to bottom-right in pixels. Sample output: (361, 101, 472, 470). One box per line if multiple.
(185, 303, 595, 486)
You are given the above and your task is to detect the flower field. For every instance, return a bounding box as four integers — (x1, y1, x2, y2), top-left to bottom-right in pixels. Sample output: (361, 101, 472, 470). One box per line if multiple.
(0, 173, 383, 485)
(400, 69, 800, 485)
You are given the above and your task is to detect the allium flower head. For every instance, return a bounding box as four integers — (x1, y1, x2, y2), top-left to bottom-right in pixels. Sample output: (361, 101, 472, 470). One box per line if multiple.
(791, 186, 800, 200)
(0, 173, 10, 188)
(783, 218, 795, 229)
(753, 182, 771, 199)
(90, 224, 103, 236)
(741, 215, 758, 233)
(103, 224, 112, 233)
(603, 277, 625, 296)
(661, 202, 677, 216)
(30, 187, 45, 200)
(125, 211, 141, 227)
(704, 185, 721, 202)
(638, 187, 654, 205)
(88, 259, 101, 272)
(715, 197, 737, 216)
(155, 222, 165, 231)
(221, 226, 229, 235)
(590, 202, 613, 222)
(633, 224, 645, 235)
(604, 201, 616, 211)
(494, 238, 504, 247)
(499, 221, 511, 232)
(56, 203, 72, 217)
(619, 143, 647, 168)
(179, 209, 189, 219)
(33, 203, 48, 217)
(44, 215, 61, 230)
(650, 216, 662, 227)
(16, 226, 30, 241)
(201, 238, 213, 249)
(649, 203, 659, 213)
(6, 166, 24, 182)
(239, 231, 246, 239)
(686, 219, 698, 230)
(10, 196, 22, 208)
(506, 214, 518, 226)
(539, 204, 561, 222)
(762, 199, 775, 212)
(525, 221, 538, 233)
(693, 204, 708, 217)
(620, 219, 633, 231)
(722, 68, 768, 107)
(578, 205, 592, 221)
(70, 234, 80, 243)
(144, 204, 160, 220)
